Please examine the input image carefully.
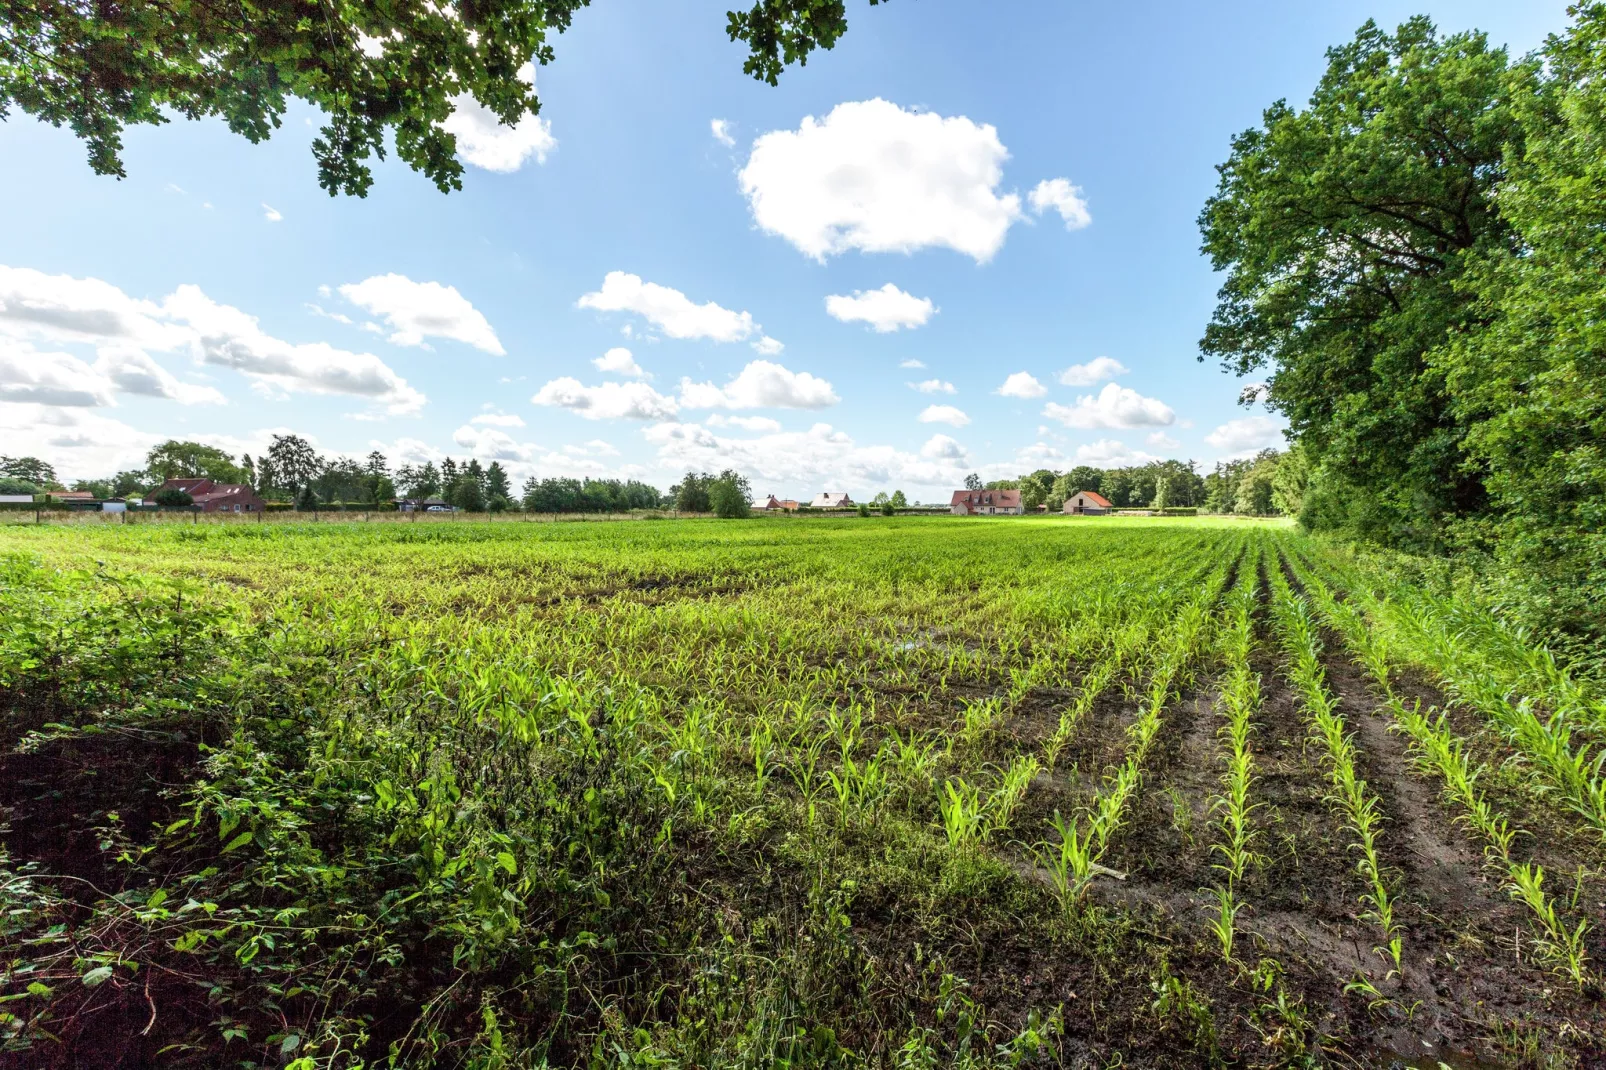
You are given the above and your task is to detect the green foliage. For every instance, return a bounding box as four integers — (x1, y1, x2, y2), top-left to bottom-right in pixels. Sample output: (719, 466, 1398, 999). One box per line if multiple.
(266, 434, 323, 494)
(521, 474, 664, 512)
(151, 486, 194, 507)
(293, 484, 318, 512)
(1200, 16, 1522, 545)
(0, 477, 38, 496)
(0, 456, 57, 488)
(708, 470, 753, 519)
(146, 440, 246, 485)
(1, 521, 1597, 1064)
(7, 0, 881, 194)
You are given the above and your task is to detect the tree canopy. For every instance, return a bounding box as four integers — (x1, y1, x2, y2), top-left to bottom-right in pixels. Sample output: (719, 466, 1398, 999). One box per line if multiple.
(3, 0, 882, 194)
(1204, 5, 1606, 649)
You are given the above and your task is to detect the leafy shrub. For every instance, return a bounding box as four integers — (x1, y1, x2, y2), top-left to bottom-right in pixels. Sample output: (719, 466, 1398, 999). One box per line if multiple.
(151, 486, 193, 507)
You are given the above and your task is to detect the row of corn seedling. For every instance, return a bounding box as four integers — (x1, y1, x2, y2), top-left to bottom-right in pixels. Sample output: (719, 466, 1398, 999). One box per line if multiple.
(1307, 557, 1606, 841)
(1204, 555, 1264, 961)
(1290, 561, 1593, 987)
(1267, 563, 1404, 975)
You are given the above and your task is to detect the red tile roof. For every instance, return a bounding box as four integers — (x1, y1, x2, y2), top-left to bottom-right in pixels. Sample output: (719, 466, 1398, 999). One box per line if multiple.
(950, 489, 1022, 508)
(1074, 490, 1113, 508)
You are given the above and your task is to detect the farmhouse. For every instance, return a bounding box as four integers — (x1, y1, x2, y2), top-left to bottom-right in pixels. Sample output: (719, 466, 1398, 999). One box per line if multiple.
(810, 492, 853, 509)
(950, 489, 1023, 515)
(754, 495, 796, 512)
(152, 478, 266, 513)
(1064, 490, 1113, 515)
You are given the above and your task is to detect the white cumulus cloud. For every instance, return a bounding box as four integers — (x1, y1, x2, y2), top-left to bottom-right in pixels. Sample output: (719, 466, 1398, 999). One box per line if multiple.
(1146, 431, 1181, 451)
(94, 347, 226, 404)
(470, 411, 525, 428)
(1205, 415, 1286, 455)
(593, 346, 648, 378)
(899, 358, 926, 369)
(531, 378, 680, 421)
(752, 335, 785, 355)
(1042, 383, 1175, 430)
(918, 404, 970, 427)
(1075, 438, 1158, 467)
(1028, 178, 1091, 230)
(996, 371, 1046, 399)
(921, 433, 967, 460)
(910, 379, 956, 394)
(707, 413, 782, 433)
(824, 283, 935, 332)
(739, 98, 1025, 262)
(0, 264, 422, 415)
(1058, 356, 1129, 386)
(338, 274, 504, 354)
(679, 360, 838, 410)
(578, 271, 758, 343)
(710, 118, 736, 147)
(0, 340, 115, 407)
(443, 63, 555, 172)
(262, 204, 282, 222)
(644, 420, 970, 492)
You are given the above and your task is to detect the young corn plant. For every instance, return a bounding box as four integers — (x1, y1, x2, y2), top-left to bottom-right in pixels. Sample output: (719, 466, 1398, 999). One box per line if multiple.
(1271, 571, 1404, 976)
(1295, 561, 1594, 989)
(987, 754, 1040, 835)
(939, 777, 988, 852)
(1205, 575, 1263, 961)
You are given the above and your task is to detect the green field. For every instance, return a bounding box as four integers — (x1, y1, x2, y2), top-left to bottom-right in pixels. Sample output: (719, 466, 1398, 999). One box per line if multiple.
(1, 517, 1602, 1068)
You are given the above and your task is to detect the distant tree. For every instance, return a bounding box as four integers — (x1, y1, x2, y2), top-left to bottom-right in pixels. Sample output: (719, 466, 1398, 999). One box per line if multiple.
(441, 458, 460, 489)
(464, 459, 486, 495)
(152, 486, 194, 508)
(146, 440, 246, 484)
(857, 502, 872, 517)
(365, 451, 390, 479)
(1, 456, 60, 488)
(396, 462, 441, 500)
(485, 462, 511, 504)
(267, 434, 323, 493)
(294, 485, 319, 512)
(447, 476, 486, 512)
(890, 490, 908, 509)
(0, 476, 40, 495)
(240, 453, 256, 488)
(880, 497, 896, 516)
(871, 491, 890, 507)
(673, 471, 714, 513)
(111, 470, 150, 497)
(964, 472, 983, 491)
(71, 478, 113, 499)
(1152, 476, 1171, 512)
(709, 470, 753, 519)
(1271, 445, 1310, 518)
(1019, 468, 1057, 511)
(1067, 466, 1104, 496)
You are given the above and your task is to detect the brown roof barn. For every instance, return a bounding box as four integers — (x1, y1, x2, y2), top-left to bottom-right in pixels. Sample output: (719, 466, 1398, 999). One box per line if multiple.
(153, 478, 266, 513)
(1064, 490, 1113, 515)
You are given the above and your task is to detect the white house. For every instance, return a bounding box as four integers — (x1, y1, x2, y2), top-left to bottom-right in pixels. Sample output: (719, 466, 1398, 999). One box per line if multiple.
(810, 492, 853, 508)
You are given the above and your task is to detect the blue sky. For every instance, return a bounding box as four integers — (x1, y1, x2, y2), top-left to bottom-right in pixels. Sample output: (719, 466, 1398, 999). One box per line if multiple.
(0, 0, 1569, 500)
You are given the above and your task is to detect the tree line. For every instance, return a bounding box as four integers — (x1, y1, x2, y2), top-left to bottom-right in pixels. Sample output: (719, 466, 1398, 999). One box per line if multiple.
(11, 440, 782, 518)
(967, 451, 1305, 516)
(1201, 7, 1606, 646)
